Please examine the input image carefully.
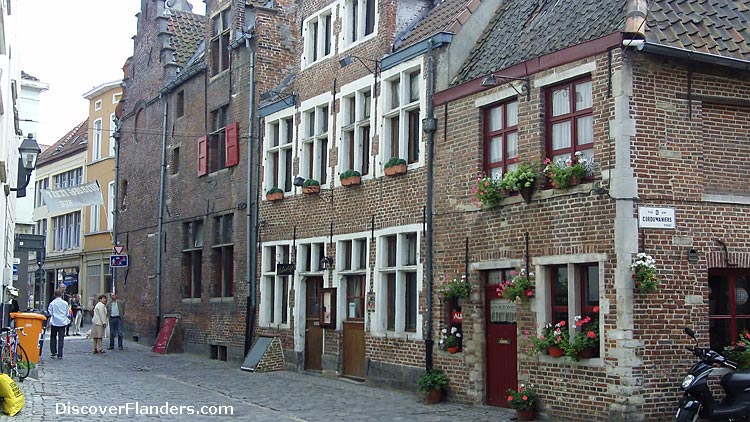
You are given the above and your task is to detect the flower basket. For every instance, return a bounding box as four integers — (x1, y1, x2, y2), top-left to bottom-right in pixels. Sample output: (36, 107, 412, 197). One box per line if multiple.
(543, 152, 593, 189)
(418, 369, 449, 404)
(384, 157, 407, 176)
(302, 178, 320, 194)
(496, 269, 534, 303)
(440, 327, 462, 352)
(565, 309, 600, 360)
(340, 170, 362, 186)
(266, 187, 284, 201)
(439, 275, 470, 300)
(632, 253, 658, 293)
(519, 185, 534, 204)
(547, 346, 565, 357)
(500, 162, 540, 203)
(447, 346, 459, 354)
(578, 347, 596, 359)
(507, 384, 537, 415)
(473, 174, 505, 208)
(516, 408, 537, 421)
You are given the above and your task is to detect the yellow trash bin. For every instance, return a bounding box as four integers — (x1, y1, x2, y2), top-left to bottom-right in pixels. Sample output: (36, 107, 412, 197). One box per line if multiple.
(10, 312, 47, 364)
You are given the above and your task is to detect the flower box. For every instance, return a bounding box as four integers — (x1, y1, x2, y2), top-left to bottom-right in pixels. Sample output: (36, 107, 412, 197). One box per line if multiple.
(341, 175, 361, 186)
(302, 186, 320, 194)
(266, 192, 283, 201)
(384, 163, 407, 176)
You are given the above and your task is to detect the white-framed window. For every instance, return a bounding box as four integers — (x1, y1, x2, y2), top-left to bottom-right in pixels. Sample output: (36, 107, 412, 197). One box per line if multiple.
(337, 236, 369, 323)
(297, 241, 326, 273)
(210, 8, 231, 75)
(52, 212, 81, 251)
(109, 113, 117, 157)
(34, 177, 49, 208)
(92, 118, 103, 160)
(380, 62, 423, 169)
(341, 0, 376, 48)
(112, 92, 122, 104)
(260, 242, 292, 327)
(263, 108, 295, 195)
(302, 8, 333, 67)
(107, 181, 115, 230)
(54, 168, 83, 188)
(374, 225, 421, 338)
(94, 100, 102, 111)
(299, 95, 331, 184)
(338, 80, 373, 181)
(89, 205, 100, 233)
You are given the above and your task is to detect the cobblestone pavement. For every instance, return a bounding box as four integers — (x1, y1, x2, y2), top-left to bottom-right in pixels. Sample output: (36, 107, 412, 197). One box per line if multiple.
(2, 333, 518, 421)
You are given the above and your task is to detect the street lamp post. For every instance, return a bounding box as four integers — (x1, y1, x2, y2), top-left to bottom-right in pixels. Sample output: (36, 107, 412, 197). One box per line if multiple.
(8, 133, 42, 198)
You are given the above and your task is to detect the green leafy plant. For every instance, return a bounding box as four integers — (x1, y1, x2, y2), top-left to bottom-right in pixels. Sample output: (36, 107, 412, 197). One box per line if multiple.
(384, 157, 407, 168)
(418, 369, 450, 393)
(500, 162, 540, 191)
(565, 309, 600, 360)
(266, 187, 283, 195)
(507, 384, 538, 410)
(528, 320, 570, 355)
(631, 253, 658, 293)
(302, 178, 320, 188)
(472, 173, 505, 207)
(439, 275, 470, 300)
(723, 331, 750, 370)
(440, 326, 462, 349)
(340, 169, 361, 180)
(496, 269, 534, 303)
(543, 152, 593, 189)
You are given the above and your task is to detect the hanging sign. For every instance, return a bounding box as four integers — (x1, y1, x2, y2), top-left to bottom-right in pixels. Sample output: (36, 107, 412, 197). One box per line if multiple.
(638, 206, 676, 229)
(276, 263, 295, 276)
(451, 311, 463, 324)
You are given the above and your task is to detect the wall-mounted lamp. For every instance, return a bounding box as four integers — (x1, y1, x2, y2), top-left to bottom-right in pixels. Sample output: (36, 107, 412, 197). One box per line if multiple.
(293, 175, 306, 187)
(687, 248, 699, 263)
(339, 55, 381, 76)
(320, 256, 334, 271)
(479, 74, 531, 100)
(7, 133, 42, 198)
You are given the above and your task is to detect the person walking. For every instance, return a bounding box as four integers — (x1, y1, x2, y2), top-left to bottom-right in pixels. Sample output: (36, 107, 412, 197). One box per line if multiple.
(70, 294, 83, 335)
(47, 289, 70, 359)
(58, 283, 72, 336)
(107, 293, 124, 350)
(91, 295, 108, 354)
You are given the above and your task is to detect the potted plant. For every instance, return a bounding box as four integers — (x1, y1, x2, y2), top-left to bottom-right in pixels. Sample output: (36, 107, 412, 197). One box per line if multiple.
(530, 320, 569, 357)
(543, 152, 592, 189)
(472, 173, 505, 208)
(507, 384, 538, 421)
(723, 331, 750, 370)
(438, 275, 470, 300)
(302, 178, 320, 194)
(500, 162, 540, 203)
(566, 309, 600, 360)
(384, 157, 407, 176)
(496, 269, 534, 303)
(418, 369, 449, 404)
(631, 252, 658, 293)
(440, 327, 462, 354)
(340, 169, 362, 186)
(266, 187, 284, 201)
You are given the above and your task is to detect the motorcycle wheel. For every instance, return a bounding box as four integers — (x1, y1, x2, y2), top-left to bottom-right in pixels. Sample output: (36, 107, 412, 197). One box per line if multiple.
(675, 408, 700, 422)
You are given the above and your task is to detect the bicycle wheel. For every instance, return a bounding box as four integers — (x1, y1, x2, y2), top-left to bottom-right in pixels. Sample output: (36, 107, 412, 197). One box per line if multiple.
(0, 345, 12, 377)
(14, 344, 29, 380)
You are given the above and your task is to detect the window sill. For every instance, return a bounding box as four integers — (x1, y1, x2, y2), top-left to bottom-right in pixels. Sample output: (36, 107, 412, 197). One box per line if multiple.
(181, 298, 202, 304)
(537, 354, 604, 367)
(209, 297, 234, 303)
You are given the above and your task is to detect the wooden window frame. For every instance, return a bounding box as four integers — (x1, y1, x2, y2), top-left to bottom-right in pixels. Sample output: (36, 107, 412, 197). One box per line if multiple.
(483, 100, 519, 178)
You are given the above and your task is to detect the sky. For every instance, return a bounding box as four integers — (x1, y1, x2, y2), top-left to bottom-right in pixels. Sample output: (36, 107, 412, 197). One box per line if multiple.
(17, 1, 205, 145)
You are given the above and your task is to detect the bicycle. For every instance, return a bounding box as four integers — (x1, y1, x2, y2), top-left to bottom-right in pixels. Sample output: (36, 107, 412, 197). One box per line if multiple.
(0, 326, 30, 381)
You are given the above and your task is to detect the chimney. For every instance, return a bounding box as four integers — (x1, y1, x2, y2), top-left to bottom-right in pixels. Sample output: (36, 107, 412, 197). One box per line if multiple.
(624, 0, 648, 39)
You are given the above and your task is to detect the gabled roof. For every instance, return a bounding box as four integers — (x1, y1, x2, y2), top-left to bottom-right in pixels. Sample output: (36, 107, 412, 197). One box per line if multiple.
(452, 0, 750, 86)
(645, 0, 750, 60)
(168, 9, 206, 68)
(453, 0, 625, 85)
(394, 0, 483, 50)
(37, 120, 88, 167)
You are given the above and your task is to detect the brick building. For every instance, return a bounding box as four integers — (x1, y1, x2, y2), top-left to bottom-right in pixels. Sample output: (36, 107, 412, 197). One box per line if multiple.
(116, 0, 750, 420)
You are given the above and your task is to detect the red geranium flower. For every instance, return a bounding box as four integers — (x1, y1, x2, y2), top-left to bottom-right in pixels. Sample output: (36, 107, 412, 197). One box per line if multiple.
(587, 331, 596, 339)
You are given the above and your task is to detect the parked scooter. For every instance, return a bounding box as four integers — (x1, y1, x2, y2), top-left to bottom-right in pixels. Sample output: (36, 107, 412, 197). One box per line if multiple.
(676, 327, 750, 421)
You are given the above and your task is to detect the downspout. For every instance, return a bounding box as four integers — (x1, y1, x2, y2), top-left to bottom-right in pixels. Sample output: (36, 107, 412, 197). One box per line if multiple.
(112, 117, 122, 293)
(423, 38, 438, 371)
(244, 35, 258, 356)
(156, 97, 168, 336)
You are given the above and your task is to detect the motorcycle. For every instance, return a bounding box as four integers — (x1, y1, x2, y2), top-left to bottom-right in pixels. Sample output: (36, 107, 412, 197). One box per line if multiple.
(676, 327, 750, 421)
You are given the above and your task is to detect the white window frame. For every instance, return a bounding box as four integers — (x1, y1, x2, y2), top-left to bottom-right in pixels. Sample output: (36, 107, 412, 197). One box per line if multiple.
(89, 205, 100, 233)
(107, 181, 115, 230)
(92, 118, 103, 160)
(94, 100, 102, 111)
(112, 93, 122, 104)
(340, 0, 378, 50)
(52, 211, 81, 251)
(260, 242, 293, 328)
(378, 59, 425, 173)
(372, 224, 422, 339)
(109, 113, 117, 157)
(337, 77, 375, 184)
(299, 93, 332, 186)
(263, 107, 296, 196)
(333, 233, 370, 329)
(302, 7, 334, 68)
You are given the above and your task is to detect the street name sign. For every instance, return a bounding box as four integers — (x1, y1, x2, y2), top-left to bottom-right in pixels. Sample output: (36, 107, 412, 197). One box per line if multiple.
(638, 206, 676, 229)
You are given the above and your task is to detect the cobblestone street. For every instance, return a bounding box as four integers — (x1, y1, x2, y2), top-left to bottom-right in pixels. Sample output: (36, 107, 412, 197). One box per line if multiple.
(5, 334, 517, 421)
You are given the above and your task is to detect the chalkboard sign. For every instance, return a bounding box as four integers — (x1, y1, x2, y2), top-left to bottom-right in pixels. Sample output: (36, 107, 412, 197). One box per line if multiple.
(152, 316, 178, 354)
(241, 337, 273, 372)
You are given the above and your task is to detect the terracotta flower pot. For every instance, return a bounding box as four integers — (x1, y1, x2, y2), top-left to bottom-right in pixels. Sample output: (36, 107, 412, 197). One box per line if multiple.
(447, 346, 459, 354)
(547, 346, 564, 357)
(266, 192, 283, 201)
(302, 185, 320, 194)
(578, 348, 596, 359)
(424, 388, 443, 404)
(515, 408, 537, 421)
(384, 163, 407, 176)
(341, 176, 361, 186)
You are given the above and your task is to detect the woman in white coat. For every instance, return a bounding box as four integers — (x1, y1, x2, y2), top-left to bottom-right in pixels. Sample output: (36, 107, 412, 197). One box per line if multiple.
(91, 295, 108, 353)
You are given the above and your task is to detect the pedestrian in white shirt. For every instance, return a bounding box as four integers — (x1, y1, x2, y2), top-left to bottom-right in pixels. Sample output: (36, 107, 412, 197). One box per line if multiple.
(47, 289, 70, 359)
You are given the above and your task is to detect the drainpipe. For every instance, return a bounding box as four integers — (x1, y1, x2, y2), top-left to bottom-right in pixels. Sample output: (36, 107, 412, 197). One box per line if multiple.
(423, 38, 438, 372)
(112, 118, 121, 293)
(244, 35, 258, 356)
(155, 97, 168, 336)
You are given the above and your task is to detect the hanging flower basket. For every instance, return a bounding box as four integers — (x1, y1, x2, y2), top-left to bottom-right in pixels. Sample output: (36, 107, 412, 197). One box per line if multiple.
(631, 253, 659, 293)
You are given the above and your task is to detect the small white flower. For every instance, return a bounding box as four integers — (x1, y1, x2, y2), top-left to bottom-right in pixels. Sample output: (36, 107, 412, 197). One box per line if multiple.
(442, 328, 447, 334)
(456, 333, 462, 338)
(451, 327, 458, 334)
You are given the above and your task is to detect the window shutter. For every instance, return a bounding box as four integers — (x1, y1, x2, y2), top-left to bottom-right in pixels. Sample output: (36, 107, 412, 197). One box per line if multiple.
(225, 122, 240, 167)
(197, 136, 208, 176)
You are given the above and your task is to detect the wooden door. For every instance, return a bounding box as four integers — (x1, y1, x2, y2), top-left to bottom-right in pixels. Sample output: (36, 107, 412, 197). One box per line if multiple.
(485, 270, 517, 407)
(343, 275, 366, 379)
(305, 277, 324, 371)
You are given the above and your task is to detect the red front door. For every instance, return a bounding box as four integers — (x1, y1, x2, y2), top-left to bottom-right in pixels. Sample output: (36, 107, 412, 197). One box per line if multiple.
(485, 269, 517, 407)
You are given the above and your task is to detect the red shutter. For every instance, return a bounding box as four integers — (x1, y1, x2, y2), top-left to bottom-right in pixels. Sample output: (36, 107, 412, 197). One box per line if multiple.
(225, 122, 239, 167)
(197, 136, 208, 176)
